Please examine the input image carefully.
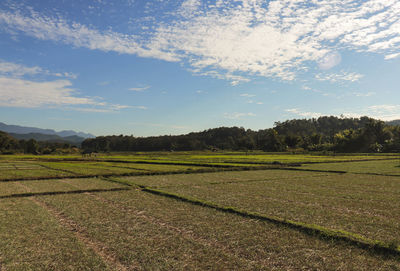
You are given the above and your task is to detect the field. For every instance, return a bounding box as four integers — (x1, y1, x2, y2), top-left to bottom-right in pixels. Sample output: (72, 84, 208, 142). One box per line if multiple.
(0, 152, 400, 270)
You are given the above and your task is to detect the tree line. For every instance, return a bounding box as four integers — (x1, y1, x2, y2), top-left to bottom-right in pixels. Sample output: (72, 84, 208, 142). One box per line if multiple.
(81, 116, 400, 153)
(0, 131, 77, 154)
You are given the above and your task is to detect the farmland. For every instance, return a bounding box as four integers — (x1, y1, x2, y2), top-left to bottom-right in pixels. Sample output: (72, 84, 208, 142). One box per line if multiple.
(0, 152, 400, 270)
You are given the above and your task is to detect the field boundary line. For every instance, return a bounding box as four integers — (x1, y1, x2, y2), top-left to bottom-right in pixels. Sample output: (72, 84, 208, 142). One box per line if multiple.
(154, 173, 331, 189)
(0, 166, 287, 182)
(38, 163, 78, 175)
(2, 164, 399, 183)
(0, 187, 130, 200)
(66, 179, 266, 268)
(276, 167, 347, 174)
(121, 183, 400, 258)
(14, 182, 133, 271)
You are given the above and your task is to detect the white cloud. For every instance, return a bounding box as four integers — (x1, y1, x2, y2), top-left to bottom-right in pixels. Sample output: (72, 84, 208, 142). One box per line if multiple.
(286, 108, 322, 118)
(131, 105, 147, 110)
(224, 112, 256, 120)
(0, 60, 135, 112)
(0, 77, 95, 108)
(287, 104, 400, 121)
(317, 52, 342, 70)
(0, 11, 178, 62)
(0, 59, 77, 79)
(352, 91, 375, 97)
(129, 86, 150, 92)
(246, 100, 263, 105)
(342, 105, 400, 121)
(315, 71, 364, 83)
(0, 76, 137, 112)
(240, 93, 255, 97)
(0, 60, 43, 76)
(2, 1, 400, 83)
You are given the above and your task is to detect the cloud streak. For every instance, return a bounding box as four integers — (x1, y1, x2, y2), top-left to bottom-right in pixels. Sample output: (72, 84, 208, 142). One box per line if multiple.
(0, 61, 140, 112)
(315, 71, 364, 83)
(129, 86, 151, 92)
(1, 1, 400, 83)
(224, 112, 256, 120)
(286, 105, 400, 121)
(0, 59, 77, 79)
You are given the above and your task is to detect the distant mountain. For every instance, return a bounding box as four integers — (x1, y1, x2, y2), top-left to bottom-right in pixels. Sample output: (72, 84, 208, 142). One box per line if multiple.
(386, 119, 400, 126)
(0, 122, 94, 138)
(9, 133, 85, 145)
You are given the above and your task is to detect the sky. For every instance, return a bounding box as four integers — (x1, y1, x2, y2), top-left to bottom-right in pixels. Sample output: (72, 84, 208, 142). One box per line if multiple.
(1, 0, 400, 136)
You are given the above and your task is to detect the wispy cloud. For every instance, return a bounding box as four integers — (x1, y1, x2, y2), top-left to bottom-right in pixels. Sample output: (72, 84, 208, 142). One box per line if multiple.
(246, 100, 263, 105)
(0, 60, 43, 76)
(341, 109, 400, 121)
(317, 52, 342, 70)
(352, 91, 376, 97)
(224, 112, 256, 120)
(286, 108, 322, 118)
(0, 61, 135, 112)
(240, 93, 256, 98)
(0, 59, 77, 79)
(315, 71, 364, 83)
(2, 1, 400, 83)
(287, 104, 400, 121)
(129, 86, 151, 92)
(0, 10, 178, 62)
(365, 105, 400, 120)
(0, 77, 97, 108)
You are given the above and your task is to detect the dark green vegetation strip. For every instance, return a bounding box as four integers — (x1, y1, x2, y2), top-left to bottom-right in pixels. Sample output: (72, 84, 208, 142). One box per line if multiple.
(0, 187, 130, 199)
(0, 165, 288, 182)
(105, 176, 400, 258)
(278, 167, 347, 174)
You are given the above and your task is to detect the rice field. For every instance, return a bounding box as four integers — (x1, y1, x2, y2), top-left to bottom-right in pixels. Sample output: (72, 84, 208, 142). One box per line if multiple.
(0, 152, 399, 270)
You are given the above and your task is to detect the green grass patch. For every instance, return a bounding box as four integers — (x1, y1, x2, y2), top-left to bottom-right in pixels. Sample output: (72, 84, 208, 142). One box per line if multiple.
(33, 188, 400, 269)
(122, 170, 400, 245)
(301, 159, 400, 176)
(0, 198, 108, 270)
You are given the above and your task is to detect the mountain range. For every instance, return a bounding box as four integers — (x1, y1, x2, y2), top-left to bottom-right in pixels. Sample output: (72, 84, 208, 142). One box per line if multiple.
(0, 122, 95, 145)
(0, 122, 94, 138)
(386, 119, 400, 126)
(8, 133, 85, 145)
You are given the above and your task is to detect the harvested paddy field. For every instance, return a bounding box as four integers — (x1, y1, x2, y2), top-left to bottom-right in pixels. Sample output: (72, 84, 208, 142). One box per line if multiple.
(1, 153, 399, 270)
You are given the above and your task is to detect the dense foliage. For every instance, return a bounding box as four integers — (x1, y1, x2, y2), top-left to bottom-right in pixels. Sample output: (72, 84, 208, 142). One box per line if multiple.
(81, 116, 400, 153)
(0, 131, 77, 154)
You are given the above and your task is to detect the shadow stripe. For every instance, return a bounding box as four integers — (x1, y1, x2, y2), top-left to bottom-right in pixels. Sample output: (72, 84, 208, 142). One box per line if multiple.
(0, 187, 130, 199)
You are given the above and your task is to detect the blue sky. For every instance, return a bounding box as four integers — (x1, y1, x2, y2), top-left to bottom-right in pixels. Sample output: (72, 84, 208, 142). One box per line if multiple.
(1, 0, 400, 136)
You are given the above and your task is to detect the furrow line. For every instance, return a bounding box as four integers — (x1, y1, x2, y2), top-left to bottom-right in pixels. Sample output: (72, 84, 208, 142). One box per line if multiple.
(59, 179, 265, 268)
(15, 182, 134, 271)
(131, 184, 400, 258)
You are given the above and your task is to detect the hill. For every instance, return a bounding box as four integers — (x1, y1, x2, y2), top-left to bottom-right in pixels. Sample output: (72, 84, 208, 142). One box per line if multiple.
(0, 122, 94, 138)
(386, 119, 400, 126)
(9, 133, 85, 145)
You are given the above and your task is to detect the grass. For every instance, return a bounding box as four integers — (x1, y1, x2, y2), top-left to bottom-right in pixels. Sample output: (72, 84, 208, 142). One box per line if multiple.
(121, 170, 400, 245)
(21, 188, 400, 270)
(300, 159, 400, 175)
(1, 152, 400, 269)
(0, 198, 108, 270)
